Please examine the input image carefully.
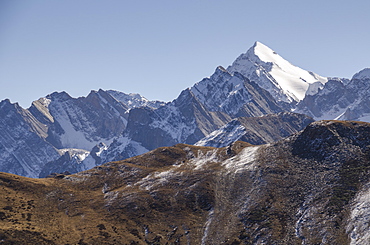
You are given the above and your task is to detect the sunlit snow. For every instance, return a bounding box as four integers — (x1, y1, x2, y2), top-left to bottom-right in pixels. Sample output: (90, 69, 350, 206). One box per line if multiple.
(195, 120, 246, 148)
(347, 184, 370, 245)
(227, 41, 327, 102)
(222, 146, 259, 173)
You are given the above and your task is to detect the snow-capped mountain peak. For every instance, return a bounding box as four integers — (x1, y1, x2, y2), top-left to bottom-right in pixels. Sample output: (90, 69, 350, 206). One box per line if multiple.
(227, 41, 328, 103)
(250, 41, 280, 64)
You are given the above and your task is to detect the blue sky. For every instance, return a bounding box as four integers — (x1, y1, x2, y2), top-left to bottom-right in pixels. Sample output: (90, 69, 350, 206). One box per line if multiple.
(1, 0, 369, 108)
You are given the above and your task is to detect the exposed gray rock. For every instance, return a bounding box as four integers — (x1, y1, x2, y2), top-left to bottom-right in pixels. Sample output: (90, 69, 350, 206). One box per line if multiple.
(0, 99, 60, 177)
(295, 69, 370, 122)
(196, 112, 314, 147)
(0, 89, 164, 178)
(106, 90, 166, 109)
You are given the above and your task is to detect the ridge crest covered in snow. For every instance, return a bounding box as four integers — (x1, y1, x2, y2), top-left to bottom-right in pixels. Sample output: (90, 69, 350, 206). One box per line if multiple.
(227, 41, 328, 103)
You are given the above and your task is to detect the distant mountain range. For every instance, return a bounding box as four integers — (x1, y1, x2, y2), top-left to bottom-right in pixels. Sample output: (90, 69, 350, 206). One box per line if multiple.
(1, 41, 370, 178)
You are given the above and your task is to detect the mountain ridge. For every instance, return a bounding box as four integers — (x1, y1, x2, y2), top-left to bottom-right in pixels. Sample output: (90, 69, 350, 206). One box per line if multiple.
(195, 112, 314, 147)
(227, 41, 328, 103)
(1, 41, 370, 178)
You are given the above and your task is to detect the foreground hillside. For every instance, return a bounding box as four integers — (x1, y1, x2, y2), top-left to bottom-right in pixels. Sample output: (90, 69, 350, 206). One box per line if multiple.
(1, 121, 370, 244)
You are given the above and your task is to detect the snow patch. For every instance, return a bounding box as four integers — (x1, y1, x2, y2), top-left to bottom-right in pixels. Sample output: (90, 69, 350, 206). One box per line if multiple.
(222, 146, 259, 173)
(107, 90, 165, 109)
(58, 116, 97, 149)
(201, 209, 214, 245)
(190, 149, 219, 170)
(99, 136, 148, 164)
(149, 104, 196, 142)
(137, 165, 181, 191)
(347, 184, 370, 245)
(305, 81, 324, 96)
(39, 97, 52, 107)
(195, 120, 246, 148)
(314, 106, 348, 121)
(58, 148, 90, 162)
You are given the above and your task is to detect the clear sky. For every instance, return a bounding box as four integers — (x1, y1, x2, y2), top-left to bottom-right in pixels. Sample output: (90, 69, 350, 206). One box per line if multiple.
(1, 0, 370, 108)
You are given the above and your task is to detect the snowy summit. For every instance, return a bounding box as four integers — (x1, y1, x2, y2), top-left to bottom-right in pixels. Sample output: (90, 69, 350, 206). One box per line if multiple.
(227, 41, 328, 103)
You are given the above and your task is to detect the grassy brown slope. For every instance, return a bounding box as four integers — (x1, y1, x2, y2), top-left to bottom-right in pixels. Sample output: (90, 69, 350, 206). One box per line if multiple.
(0, 172, 137, 244)
(2, 120, 370, 245)
(0, 142, 251, 244)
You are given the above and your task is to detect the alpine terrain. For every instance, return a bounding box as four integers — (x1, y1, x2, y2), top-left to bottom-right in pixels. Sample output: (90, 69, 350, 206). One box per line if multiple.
(1, 121, 370, 244)
(0, 41, 369, 181)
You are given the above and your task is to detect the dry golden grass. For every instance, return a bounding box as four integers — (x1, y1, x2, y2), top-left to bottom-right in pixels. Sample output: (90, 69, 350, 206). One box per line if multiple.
(0, 143, 251, 244)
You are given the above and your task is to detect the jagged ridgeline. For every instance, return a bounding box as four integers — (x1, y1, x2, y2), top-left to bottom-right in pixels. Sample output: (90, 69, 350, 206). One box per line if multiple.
(1, 121, 370, 244)
(2, 42, 370, 178)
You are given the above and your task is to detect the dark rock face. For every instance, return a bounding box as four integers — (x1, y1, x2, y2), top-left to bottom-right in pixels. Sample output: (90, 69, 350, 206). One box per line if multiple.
(296, 80, 348, 118)
(0, 100, 60, 177)
(235, 79, 289, 117)
(296, 75, 370, 121)
(124, 88, 232, 151)
(84, 90, 129, 139)
(196, 112, 314, 147)
(292, 120, 370, 160)
(237, 112, 314, 144)
(125, 107, 178, 150)
(39, 151, 79, 178)
(122, 69, 287, 153)
(40, 90, 129, 149)
(190, 67, 286, 117)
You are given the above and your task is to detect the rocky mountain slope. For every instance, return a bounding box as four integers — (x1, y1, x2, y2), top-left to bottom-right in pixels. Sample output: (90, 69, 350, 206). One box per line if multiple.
(59, 68, 292, 176)
(30, 90, 129, 150)
(0, 90, 158, 178)
(190, 66, 286, 117)
(1, 120, 370, 244)
(0, 99, 60, 177)
(195, 112, 314, 147)
(1, 41, 370, 178)
(121, 67, 284, 149)
(295, 68, 370, 122)
(0, 45, 293, 178)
